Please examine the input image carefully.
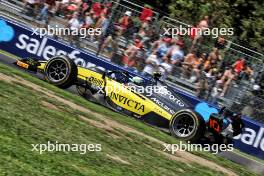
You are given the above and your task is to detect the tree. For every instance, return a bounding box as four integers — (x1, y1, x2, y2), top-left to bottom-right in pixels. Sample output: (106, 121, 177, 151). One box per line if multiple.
(140, 0, 264, 54)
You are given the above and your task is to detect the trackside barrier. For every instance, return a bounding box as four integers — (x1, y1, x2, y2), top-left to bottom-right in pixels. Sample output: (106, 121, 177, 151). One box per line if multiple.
(0, 16, 263, 160)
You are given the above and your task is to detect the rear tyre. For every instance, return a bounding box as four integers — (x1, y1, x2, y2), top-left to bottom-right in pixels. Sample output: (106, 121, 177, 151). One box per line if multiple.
(44, 56, 77, 89)
(169, 109, 205, 143)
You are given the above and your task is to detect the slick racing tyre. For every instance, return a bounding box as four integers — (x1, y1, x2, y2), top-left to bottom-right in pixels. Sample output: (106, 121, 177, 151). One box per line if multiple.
(169, 109, 205, 143)
(44, 56, 77, 89)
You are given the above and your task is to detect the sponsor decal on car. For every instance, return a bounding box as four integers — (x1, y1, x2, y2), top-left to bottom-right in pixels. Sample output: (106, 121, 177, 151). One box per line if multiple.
(195, 102, 218, 121)
(166, 93, 185, 107)
(16, 60, 29, 69)
(88, 76, 103, 87)
(158, 86, 185, 107)
(109, 92, 145, 112)
(151, 97, 175, 114)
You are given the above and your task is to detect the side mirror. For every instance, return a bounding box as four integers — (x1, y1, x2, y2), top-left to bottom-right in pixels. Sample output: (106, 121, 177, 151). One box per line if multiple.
(219, 106, 226, 114)
(220, 107, 235, 118)
(153, 72, 162, 80)
(102, 72, 106, 79)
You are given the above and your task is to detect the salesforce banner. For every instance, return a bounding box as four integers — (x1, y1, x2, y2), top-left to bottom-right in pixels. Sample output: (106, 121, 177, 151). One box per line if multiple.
(0, 17, 128, 72)
(0, 16, 263, 160)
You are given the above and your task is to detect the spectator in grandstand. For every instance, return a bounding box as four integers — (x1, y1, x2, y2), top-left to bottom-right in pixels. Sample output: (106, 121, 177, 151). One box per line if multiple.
(45, 0, 56, 12)
(196, 67, 219, 102)
(133, 18, 153, 49)
(98, 13, 110, 33)
(147, 37, 162, 55)
(203, 53, 219, 72)
(189, 51, 203, 83)
(80, 0, 92, 15)
(242, 62, 254, 79)
(92, 13, 109, 43)
(139, 5, 153, 22)
(199, 52, 208, 66)
(201, 47, 221, 71)
(154, 37, 171, 62)
(122, 39, 143, 67)
(116, 11, 133, 35)
(215, 37, 227, 50)
(22, 0, 40, 16)
(233, 57, 246, 74)
(208, 47, 222, 62)
(141, 17, 152, 31)
(136, 25, 148, 40)
(67, 12, 83, 45)
(87, 2, 111, 19)
(134, 37, 147, 70)
(37, 0, 56, 23)
(230, 58, 253, 84)
(122, 18, 138, 47)
(83, 12, 94, 28)
(180, 50, 201, 80)
(37, 3, 49, 23)
(143, 25, 160, 51)
(198, 15, 209, 30)
(56, 0, 92, 17)
(202, 53, 211, 70)
(252, 72, 264, 99)
(68, 12, 82, 30)
(142, 50, 160, 76)
(100, 3, 112, 16)
(217, 67, 237, 97)
(90, 1, 102, 18)
(158, 55, 173, 80)
(189, 16, 210, 52)
(165, 38, 185, 66)
(54, 0, 70, 16)
(99, 23, 121, 60)
(207, 69, 221, 103)
(22, 0, 33, 10)
(73, 0, 82, 8)
(66, 3, 78, 14)
(181, 52, 194, 79)
(196, 71, 209, 99)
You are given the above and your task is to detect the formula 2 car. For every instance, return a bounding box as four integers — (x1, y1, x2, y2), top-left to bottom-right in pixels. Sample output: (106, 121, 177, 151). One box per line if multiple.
(15, 56, 244, 143)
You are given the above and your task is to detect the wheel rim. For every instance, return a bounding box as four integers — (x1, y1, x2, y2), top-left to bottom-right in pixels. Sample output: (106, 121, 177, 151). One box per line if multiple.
(47, 60, 68, 83)
(172, 113, 196, 138)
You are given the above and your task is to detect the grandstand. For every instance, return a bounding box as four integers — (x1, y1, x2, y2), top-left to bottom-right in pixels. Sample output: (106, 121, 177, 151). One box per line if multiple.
(0, 0, 263, 123)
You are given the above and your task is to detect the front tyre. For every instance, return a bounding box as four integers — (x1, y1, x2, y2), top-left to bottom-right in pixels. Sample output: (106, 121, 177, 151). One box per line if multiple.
(44, 56, 77, 89)
(169, 110, 205, 143)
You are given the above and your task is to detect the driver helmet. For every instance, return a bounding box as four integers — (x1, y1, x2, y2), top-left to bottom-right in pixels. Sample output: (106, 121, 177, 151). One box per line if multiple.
(130, 76, 144, 85)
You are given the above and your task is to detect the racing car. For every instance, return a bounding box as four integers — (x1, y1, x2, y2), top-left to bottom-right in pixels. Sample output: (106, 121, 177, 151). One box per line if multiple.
(15, 56, 244, 143)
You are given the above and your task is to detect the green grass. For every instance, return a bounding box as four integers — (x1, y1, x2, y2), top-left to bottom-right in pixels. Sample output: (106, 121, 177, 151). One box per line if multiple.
(233, 149, 264, 165)
(0, 63, 259, 176)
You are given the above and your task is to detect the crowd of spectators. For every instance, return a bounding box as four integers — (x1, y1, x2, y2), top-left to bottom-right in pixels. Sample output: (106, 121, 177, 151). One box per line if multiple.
(21, 0, 257, 103)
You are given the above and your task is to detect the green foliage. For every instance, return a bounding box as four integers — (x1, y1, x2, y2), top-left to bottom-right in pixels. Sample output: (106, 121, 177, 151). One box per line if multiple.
(142, 0, 263, 54)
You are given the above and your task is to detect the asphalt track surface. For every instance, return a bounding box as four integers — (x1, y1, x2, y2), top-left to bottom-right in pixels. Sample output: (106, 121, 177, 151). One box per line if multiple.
(0, 52, 263, 175)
